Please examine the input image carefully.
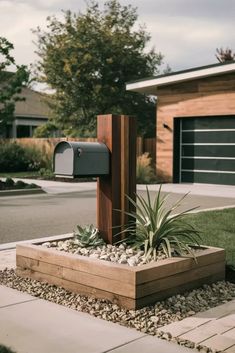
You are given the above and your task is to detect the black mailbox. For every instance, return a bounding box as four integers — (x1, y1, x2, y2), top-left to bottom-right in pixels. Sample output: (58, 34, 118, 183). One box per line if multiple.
(53, 141, 109, 177)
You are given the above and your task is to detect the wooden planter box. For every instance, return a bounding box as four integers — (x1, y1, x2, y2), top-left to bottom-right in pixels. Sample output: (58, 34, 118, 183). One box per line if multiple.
(16, 243, 225, 310)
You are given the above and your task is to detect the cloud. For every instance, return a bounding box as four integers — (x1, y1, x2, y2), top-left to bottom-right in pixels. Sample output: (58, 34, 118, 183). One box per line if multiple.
(135, 2, 235, 70)
(0, 0, 234, 73)
(128, 0, 235, 20)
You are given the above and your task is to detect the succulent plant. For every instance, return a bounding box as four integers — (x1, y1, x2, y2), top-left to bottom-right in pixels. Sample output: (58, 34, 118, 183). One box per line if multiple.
(73, 224, 105, 248)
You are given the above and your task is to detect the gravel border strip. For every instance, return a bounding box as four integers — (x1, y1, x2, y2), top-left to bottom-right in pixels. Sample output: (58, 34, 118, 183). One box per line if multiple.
(0, 268, 234, 352)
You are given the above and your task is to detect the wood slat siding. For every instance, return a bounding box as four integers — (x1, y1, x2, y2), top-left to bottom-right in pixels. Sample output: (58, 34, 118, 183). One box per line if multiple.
(156, 73, 235, 181)
(16, 244, 225, 310)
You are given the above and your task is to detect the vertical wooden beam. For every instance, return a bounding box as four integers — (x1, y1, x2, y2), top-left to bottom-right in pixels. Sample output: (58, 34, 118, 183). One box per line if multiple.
(97, 114, 136, 244)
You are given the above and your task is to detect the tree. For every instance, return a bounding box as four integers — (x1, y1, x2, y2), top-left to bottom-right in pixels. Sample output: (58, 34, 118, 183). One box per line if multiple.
(216, 47, 235, 63)
(0, 37, 29, 136)
(33, 0, 164, 137)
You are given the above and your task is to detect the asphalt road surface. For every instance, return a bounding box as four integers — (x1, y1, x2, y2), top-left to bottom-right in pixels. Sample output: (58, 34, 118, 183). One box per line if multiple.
(1, 189, 235, 245)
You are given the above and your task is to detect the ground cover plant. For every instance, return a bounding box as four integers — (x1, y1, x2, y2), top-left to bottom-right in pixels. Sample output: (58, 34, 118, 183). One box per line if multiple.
(0, 178, 39, 191)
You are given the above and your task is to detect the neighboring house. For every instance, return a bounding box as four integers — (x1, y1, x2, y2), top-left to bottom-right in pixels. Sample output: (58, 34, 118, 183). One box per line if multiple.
(127, 61, 235, 186)
(6, 87, 50, 138)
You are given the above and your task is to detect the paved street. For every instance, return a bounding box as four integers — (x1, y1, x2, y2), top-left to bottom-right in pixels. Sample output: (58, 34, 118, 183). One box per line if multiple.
(0, 190, 96, 244)
(1, 181, 235, 244)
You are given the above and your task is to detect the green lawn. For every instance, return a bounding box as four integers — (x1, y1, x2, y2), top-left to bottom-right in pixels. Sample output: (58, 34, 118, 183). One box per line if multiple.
(187, 208, 235, 267)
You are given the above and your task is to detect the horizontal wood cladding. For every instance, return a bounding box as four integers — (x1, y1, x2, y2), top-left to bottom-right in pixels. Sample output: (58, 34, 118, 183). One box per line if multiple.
(156, 73, 235, 181)
(157, 73, 235, 96)
(16, 244, 225, 310)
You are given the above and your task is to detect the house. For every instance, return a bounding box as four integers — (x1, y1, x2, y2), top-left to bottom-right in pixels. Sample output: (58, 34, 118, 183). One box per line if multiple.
(6, 87, 50, 138)
(127, 61, 235, 185)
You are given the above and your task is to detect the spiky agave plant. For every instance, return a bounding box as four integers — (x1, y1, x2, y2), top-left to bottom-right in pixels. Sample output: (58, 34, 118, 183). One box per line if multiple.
(73, 224, 105, 248)
(115, 186, 201, 261)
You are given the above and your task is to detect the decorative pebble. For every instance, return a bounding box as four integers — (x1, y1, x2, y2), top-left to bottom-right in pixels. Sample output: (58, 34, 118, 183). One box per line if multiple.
(1, 268, 234, 350)
(40, 239, 168, 266)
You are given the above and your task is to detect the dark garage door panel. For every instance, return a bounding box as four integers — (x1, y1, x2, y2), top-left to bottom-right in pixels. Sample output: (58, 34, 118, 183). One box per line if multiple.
(182, 131, 235, 144)
(176, 116, 235, 185)
(182, 145, 235, 158)
(181, 171, 235, 185)
(182, 116, 235, 130)
(181, 158, 235, 172)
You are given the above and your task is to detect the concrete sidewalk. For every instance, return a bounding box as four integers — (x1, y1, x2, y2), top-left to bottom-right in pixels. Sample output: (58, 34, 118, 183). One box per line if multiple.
(4, 177, 235, 198)
(1, 249, 235, 352)
(1, 180, 235, 352)
(0, 285, 193, 353)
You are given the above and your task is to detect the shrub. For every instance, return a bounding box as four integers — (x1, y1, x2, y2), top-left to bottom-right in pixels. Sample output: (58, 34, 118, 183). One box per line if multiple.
(115, 186, 201, 261)
(5, 177, 15, 187)
(0, 345, 17, 353)
(73, 224, 105, 248)
(14, 180, 27, 188)
(0, 143, 29, 172)
(33, 121, 59, 138)
(136, 153, 156, 184)
(26, 183, 39, 189)
(39, 168, 54, 178)
(23, 145, 47, 171)
(0, 142, 50, 172)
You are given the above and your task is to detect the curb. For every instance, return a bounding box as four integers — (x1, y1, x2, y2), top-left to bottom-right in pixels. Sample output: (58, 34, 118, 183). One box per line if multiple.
(0, 233, 73, 251)
(0, 188, 46, 197)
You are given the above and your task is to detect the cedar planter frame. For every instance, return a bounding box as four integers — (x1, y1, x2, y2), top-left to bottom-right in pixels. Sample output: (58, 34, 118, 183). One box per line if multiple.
(16, 242, 225, 310)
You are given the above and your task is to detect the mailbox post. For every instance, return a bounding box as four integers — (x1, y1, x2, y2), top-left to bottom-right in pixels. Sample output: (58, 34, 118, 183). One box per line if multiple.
(97, 115, 136, 244)
(53, 114, 136, 244)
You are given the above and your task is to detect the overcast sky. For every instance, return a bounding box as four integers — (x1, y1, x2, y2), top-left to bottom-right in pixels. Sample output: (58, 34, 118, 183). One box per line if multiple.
(0, 0, 234, 76)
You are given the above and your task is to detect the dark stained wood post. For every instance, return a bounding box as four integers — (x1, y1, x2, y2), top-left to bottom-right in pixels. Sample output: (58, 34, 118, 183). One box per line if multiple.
(97, 114, 136, 244)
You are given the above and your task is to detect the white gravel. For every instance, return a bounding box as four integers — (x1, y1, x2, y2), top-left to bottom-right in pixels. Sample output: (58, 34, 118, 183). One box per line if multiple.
(0, 268, 235, 353)
(41, 238, 179, 266)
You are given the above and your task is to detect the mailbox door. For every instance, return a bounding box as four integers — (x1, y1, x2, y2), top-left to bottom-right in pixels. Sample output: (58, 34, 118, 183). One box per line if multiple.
(54, 142, 74, 176)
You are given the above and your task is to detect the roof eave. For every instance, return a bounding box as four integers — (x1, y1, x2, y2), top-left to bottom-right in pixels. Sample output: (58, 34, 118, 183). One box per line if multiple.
(126, 62, 235, 95)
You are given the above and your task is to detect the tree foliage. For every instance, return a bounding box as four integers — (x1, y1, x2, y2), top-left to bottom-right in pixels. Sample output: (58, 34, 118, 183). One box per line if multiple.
(0, 37, 29, 136)
(216, 47, 235, 63)
(33, 0, 164, 137)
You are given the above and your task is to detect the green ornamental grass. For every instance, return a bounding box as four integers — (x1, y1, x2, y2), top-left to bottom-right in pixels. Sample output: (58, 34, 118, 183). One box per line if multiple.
(116, 186, 201, 261)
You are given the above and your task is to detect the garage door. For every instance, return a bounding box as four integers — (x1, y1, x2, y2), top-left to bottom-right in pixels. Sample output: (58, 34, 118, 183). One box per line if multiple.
(176, 116, 235, 185)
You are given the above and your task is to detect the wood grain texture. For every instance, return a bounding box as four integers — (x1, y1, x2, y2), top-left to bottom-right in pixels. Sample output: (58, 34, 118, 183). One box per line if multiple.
(136, 261, 225, 298)
(17, 255, 135, 297)
(135, 246, 225, 284)
(97, 115, 136, 244)
(16, 267, 135, 309)
(135, 271, 225, 309)
(16, 244, 225, 309)
(16, 244, 135, 284)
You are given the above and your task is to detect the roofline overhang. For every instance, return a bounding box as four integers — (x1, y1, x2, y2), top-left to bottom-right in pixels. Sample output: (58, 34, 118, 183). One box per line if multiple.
(126, 62, 235, 95)
(15, 114, 49, 120)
